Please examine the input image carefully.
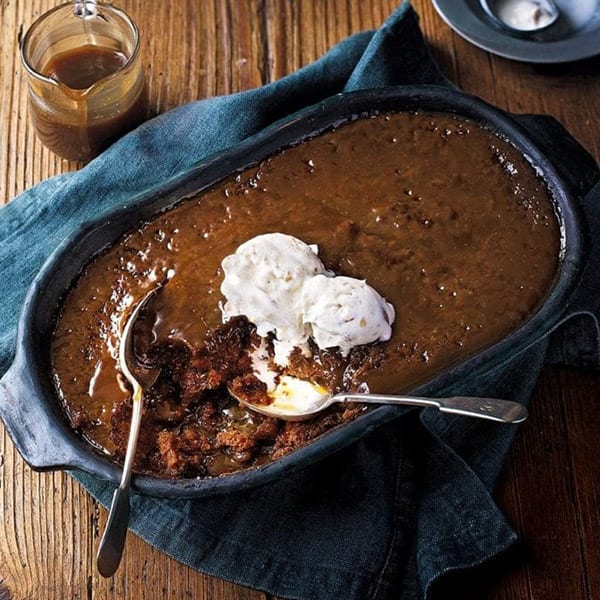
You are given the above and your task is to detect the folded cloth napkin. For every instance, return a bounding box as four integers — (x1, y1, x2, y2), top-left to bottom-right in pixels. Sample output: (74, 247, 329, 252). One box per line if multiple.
(1, 3, 599, 599)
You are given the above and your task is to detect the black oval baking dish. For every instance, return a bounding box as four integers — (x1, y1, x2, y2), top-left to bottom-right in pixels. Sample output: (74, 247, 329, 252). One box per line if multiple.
(0, 85, 598, 498)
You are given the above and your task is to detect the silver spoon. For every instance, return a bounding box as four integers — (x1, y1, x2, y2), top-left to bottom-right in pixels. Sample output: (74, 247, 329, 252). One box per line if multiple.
(96, 284, 163, 578)
(229, 374, 528, 423)
(480, 0, 559, 34)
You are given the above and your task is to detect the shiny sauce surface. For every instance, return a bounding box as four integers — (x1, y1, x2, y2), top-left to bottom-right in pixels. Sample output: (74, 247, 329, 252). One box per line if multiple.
(44, 45, 128, 89)
(51, 112, 560, 477)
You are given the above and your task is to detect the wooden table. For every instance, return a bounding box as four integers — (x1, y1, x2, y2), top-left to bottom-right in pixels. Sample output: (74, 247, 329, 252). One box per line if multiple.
(1, 1, 599, 598)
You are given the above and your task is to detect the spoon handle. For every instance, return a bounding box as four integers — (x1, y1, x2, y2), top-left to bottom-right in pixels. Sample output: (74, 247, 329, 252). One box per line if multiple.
(337, 394, 528, 423)
(96, 486, 131, 578)
(96, 385, 143, 577)
(436, 396, 528, 423)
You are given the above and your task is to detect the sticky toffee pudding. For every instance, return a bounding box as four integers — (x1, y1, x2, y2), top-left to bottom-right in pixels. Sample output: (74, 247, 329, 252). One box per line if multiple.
(51, 111, 560, 478)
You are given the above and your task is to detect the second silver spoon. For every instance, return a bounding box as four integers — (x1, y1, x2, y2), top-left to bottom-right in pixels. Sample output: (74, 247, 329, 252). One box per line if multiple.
(229, 375, 528, 423)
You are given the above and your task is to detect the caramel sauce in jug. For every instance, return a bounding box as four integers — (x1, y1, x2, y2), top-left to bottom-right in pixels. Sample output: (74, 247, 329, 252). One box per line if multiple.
(29, 45, 147, 161)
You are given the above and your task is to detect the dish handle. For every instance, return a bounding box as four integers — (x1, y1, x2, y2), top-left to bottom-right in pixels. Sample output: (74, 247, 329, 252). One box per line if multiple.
(0, 359, 87, 471)
(513, 113, 600, 366)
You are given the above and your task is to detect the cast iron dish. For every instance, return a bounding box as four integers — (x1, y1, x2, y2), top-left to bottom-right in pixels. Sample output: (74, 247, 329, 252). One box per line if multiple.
(0, 86, 598, 498)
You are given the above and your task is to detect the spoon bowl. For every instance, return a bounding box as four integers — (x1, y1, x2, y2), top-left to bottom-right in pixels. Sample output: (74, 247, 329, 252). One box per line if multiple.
(229, 374, 528, 424)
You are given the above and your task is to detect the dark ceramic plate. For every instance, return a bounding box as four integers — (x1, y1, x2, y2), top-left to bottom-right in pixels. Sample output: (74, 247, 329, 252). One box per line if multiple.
(0, 86, 598, 498)
(433, 0, 600, 63)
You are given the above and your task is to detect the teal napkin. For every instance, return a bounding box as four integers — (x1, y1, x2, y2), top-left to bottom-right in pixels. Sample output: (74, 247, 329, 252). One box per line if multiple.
(1, 3, 599, 599)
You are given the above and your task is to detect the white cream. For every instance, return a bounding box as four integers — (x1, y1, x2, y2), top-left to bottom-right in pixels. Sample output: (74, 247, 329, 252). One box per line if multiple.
(495, 0, 557, 31)
(220, 232, 330, 363)
(220, 233, 396, 365)
(300, 274, 395, 356)
(265, 375, 331, 416)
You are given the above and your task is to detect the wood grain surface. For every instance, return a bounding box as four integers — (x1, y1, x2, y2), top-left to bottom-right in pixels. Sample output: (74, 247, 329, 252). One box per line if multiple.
(1, 1, 599, 599)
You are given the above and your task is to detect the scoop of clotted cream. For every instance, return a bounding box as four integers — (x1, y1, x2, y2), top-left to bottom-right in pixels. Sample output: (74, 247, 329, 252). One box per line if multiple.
(220, 232, 395, 365)
(300, 274, 395, 357)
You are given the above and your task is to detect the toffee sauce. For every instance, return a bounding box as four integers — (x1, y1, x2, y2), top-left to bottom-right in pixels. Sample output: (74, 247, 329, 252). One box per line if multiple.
(51, 111, 561, 478)
(31, 45, 147, 160)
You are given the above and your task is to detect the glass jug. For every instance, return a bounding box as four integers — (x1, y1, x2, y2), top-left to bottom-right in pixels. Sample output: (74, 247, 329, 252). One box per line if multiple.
(20, 1, 147, 161)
